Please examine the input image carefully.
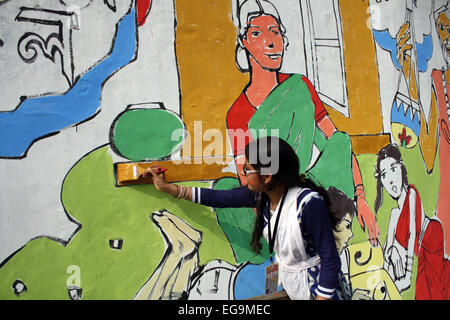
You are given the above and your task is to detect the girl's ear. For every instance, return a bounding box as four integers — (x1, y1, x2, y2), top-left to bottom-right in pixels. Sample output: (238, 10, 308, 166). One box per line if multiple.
(263, 174, 273, 185)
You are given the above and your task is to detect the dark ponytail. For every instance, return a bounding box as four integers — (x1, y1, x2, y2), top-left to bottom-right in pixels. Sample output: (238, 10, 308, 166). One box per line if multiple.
(246, 136, 339, 254)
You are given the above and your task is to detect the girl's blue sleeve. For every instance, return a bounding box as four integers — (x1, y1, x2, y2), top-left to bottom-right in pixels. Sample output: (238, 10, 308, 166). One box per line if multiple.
(191, 186, 257, 208)
(300, 196, 341, 299)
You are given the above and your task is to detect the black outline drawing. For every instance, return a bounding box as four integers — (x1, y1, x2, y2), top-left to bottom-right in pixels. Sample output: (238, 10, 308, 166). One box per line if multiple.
(104, 0, 117, 12)
(59, 0, 93, 9)
(15, 7, 76, 87)
(299, 0, 349, 117)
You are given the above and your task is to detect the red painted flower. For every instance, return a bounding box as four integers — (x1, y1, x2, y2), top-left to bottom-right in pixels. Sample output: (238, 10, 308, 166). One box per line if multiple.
(398, 127, 412, 147)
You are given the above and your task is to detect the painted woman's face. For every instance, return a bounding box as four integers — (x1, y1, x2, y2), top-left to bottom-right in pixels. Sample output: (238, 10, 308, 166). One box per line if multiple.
(242, 14, 284, 71)
(379, 157, 403, 200)
(436, 12, 450, 66)
(333, 213, 353, 254)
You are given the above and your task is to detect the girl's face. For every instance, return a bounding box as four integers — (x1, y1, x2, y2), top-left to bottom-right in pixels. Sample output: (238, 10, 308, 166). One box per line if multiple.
(243, 158, 267, 192)
(379, 157, 403, 199)
(242, 14, 284, 71)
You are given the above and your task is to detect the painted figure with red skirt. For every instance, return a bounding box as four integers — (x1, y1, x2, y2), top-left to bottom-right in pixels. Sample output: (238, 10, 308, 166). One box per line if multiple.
(375, 143, 450, 299)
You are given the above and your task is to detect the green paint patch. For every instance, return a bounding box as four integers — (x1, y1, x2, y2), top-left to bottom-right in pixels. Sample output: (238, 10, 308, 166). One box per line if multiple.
(213, 178, 270, 264)
(0, 146, 235, 300)
(112, 109, 185, 161)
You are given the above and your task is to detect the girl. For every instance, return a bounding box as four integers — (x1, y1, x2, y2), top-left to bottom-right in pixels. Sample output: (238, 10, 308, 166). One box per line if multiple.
(146, 136, 343, 300)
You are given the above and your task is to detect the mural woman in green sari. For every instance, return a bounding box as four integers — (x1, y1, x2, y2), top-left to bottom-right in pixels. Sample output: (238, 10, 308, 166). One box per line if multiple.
(225, 0, 380, 247)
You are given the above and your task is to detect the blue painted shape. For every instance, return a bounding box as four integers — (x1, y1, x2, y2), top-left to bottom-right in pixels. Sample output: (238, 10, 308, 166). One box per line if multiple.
(373, 30, 433, 73)
(0, 8, 136, 158)
(373, 30, 402, 70)
(391, 99, 421, 136)
(234, 258, 283, 300)
(416, 34, 432, 73)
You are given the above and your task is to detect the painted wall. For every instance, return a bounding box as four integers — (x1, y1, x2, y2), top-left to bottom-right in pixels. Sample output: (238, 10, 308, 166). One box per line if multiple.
(0, 0, 448, 300)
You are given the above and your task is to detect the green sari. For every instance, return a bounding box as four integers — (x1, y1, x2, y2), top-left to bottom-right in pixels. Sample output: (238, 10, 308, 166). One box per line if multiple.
(248, 74, 354, 198)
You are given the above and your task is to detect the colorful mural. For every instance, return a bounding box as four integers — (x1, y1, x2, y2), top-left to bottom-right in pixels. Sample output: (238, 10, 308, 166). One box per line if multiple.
(0, 0, 448, 300)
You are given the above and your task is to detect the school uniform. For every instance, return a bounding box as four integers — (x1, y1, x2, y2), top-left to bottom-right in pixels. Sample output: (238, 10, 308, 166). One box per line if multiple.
(191, 185, 343, 300)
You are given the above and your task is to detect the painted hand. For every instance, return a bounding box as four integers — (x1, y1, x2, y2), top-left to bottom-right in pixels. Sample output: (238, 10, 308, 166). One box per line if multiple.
(387, 246, 406, 279)
(396, 22, 412, 70)
(356, 197, 380, 247)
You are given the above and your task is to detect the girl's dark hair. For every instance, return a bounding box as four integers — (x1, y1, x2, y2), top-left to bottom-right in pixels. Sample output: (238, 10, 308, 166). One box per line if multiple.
(245, 136, 340, 254)
(374, 143, 408, 213)
(327, 186, 356, 221)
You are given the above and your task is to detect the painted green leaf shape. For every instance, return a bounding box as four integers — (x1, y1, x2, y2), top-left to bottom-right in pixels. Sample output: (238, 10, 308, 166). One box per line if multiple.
(112, 109, 185, 161)
(213, 177, 270, 264)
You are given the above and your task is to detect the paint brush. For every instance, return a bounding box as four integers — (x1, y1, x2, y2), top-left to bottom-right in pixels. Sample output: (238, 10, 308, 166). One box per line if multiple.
(115, 162, 167, 185)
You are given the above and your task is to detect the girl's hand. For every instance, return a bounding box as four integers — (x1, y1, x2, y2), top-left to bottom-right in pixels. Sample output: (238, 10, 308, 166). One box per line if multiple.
(144, 166, 191, 200)
(144, 166, 172, 193)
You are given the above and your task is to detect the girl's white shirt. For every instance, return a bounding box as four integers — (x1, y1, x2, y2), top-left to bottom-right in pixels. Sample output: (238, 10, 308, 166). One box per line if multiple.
(263, 186, 321, 299)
